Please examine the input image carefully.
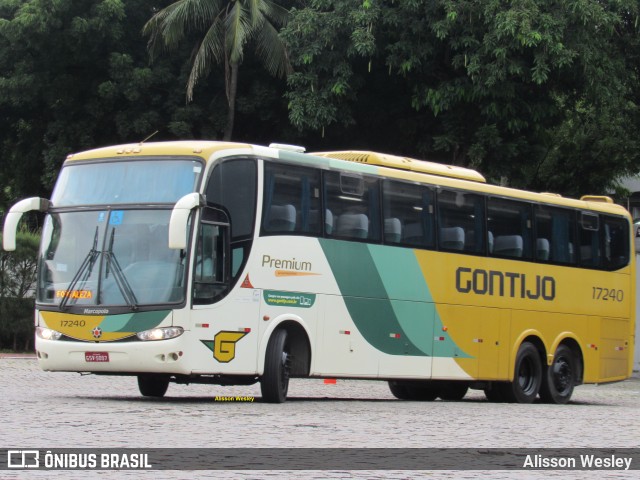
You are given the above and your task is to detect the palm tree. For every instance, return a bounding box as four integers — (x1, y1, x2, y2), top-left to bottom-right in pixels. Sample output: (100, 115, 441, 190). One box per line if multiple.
(144, 0, 292, 140)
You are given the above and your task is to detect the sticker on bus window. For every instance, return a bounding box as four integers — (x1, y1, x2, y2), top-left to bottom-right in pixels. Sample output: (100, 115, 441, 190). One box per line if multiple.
(97, 212, 106, 223)
(109, 210, 124, 225)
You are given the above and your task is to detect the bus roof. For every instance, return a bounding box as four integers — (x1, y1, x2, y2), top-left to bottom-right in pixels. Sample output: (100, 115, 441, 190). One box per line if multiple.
(64, 140, 254, 162)
(63, 141, 629, 218)
(310, 151, 628, 217)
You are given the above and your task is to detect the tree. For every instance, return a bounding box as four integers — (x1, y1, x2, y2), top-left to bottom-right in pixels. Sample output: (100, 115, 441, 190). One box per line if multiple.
(0, 0, 131, 206)
(282, 0, 640, 194)
(143, 0, 292, 140)
(0, 231, 39, 351)
(0, 0, 217, 212)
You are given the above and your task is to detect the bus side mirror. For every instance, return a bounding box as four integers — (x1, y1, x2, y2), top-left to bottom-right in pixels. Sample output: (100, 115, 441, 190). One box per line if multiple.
(168, 193, 204, 250)
(3, 197, 50, 251)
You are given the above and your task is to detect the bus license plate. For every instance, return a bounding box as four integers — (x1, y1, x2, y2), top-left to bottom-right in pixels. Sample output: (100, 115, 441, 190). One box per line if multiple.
(85, 352, 109, 362)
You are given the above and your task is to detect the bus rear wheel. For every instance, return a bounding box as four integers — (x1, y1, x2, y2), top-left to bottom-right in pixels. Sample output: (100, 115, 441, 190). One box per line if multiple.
(502, 342, 542, 403)
(137, 375, 169, 397)
(261, 329, 290, 403)
(539, 344, 576, 404)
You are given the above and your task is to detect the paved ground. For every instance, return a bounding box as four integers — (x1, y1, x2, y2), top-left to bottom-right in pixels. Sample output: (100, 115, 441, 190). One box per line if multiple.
(1, 357, 638, 479)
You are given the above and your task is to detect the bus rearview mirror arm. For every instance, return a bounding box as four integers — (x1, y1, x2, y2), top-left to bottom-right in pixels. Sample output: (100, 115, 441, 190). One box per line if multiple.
(3, 197, 50, 251)
(169, 193, 204, 250)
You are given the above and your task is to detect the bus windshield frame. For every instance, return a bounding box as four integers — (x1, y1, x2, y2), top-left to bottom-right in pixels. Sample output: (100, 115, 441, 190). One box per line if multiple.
(51, 157, 204, 207)
(36, 157, 206, 312)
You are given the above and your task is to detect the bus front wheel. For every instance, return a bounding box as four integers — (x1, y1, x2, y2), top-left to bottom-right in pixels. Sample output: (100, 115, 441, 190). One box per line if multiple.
(261, 329, 290, 403)
(137, 374, 169, 397)
(503, 342, 542, 403)
(539, 344, 576, 404)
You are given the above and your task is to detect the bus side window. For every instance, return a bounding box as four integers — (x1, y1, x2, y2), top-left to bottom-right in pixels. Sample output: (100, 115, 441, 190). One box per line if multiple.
(488, 197, 533, 259)
(262, 163, 322, 236)
(579, 212, 601, 267)
(325, 171, 381, 242)
(602, 215, 629, 270)
(193, 222, 228, 303)
(534, 206, 576, 265)
(206, 158, 257, 282)
(437, 189, 485, 254)
(382, 180, 435, 249)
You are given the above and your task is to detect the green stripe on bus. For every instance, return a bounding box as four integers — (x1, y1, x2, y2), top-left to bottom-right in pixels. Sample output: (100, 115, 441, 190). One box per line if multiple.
(368, 245, 434, 302)
(319, 239, 423, 355)
(320, 239, 470, 358)
(99, 310, 170, 332)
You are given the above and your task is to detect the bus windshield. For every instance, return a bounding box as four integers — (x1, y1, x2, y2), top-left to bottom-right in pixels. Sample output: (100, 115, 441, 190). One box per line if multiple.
(51, 158, 203, 206)
(37, 209, 187, 307)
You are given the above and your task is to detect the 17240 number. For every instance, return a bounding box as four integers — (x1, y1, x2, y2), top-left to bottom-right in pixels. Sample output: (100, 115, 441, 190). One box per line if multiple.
(592, 287, 624, 302)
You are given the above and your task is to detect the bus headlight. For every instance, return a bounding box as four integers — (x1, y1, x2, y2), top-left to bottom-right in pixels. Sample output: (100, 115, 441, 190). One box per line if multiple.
(36, 327, 62, 341)
(136, 327, 184, 341)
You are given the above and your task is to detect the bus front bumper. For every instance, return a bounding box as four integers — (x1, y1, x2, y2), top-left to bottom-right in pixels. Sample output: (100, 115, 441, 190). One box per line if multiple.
(35, 336, 193, 375)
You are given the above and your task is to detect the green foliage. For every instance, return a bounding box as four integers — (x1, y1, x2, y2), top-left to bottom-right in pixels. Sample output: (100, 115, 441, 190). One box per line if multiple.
(0, 0, 639, 211)
(282, 1, 380, 132)
(143, 0, 292, 140)
(283, 0, 640, 194)
(0, 0, 216, 211)
(0, 231, 39, 351)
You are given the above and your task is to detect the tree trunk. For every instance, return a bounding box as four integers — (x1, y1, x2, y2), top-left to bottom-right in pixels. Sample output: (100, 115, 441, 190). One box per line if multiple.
(223, 61, 239, 141)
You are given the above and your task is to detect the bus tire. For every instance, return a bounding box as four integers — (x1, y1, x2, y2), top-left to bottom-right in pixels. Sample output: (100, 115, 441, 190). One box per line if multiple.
(503, 342, 542, 403)
(410, 384, 438, 401)
(388, 381, 412, 400)
(439, 382, 469, 401)
(539, 344, 576, 404)
(388, 381, 438, 401)
(261, 329, 290, 403)
(137, 375, 169, 397)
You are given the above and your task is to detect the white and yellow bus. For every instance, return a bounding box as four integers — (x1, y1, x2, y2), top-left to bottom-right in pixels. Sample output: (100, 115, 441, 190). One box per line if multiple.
(3, 141, 635, 403)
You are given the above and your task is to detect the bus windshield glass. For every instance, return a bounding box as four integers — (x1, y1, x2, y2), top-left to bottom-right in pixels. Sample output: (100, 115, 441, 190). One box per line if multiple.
(51, 158, 203, 206)
(37, 209, 187, 307)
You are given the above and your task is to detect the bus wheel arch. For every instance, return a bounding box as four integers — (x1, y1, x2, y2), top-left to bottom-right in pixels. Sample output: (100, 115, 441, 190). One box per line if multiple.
(540, 338, 583, 404)
(275, 319, 312, 377)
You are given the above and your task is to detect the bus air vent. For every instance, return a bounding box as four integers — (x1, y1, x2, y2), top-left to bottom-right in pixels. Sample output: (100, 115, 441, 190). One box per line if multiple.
(580, 195, 614, 204)
(269, 143, 306, 153)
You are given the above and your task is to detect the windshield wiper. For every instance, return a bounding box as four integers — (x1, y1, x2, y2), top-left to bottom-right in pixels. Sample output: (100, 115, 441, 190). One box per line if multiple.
(104, 228, 139, 310)
(60, 227, 100, 311)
